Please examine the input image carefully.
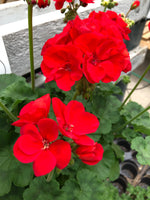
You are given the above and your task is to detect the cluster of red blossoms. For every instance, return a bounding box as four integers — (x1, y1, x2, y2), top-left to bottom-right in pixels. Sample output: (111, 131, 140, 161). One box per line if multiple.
(41, 10, 132, 91)
(13, 94, 104, 176)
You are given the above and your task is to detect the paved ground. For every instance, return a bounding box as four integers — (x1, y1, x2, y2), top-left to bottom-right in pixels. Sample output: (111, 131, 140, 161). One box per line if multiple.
(123, 48, 150, 109)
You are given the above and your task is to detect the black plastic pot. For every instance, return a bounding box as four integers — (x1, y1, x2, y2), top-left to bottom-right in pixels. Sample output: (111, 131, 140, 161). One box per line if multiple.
(138, 175, 150, 189)
(115, 138, 131, 152)
(121, 160, 138, 179)
(124, 18, 147, 51)
(112, 174, 127, 195)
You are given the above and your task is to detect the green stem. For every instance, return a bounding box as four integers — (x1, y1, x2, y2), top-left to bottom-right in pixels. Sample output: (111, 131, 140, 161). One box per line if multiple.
(115, 106, 150, 133)
(103, 6, 107, 12)
(120, 64, 150, 110)
(46, 169, 55, 182)
(72, 90, 79, 100)
(0, 101, 18, 122)
(125, 9, 131, 18)
(28, 4, 35, 91)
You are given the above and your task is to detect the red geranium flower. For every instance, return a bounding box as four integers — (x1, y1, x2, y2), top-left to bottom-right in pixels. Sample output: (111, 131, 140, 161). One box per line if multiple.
(13, 118, 71, 176)
(87, 11, 131, 40)
(130, 0, 140, 10)
(12, 94, 51, 127)
(76, 142, 104, 165)
(41, 45, 83, 91)
(52, 97, 99, 145)
(53, 0, 72, 10)
(106, 11, 131, 40)
(37, 0, 50, 8)
(75, 32, 131, 83)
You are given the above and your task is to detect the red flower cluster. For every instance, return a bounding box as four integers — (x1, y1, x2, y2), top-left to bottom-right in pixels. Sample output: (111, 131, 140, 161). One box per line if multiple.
(130, 0, 140, 10)
(41, 11, 131, 91)
(13, 94, 104, 176)
(27, 0, 50, 8)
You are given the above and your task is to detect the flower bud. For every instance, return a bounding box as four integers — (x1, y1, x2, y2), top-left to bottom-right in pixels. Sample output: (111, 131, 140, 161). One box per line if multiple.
(130, 0, 140, 10)
(37, 0, 50, 8)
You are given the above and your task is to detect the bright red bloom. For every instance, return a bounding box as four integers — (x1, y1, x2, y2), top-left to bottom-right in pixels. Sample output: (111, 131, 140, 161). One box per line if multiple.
(52, 97, 99, 145)
(76, 142, 104, 165)
(75, 32, 131, 83)
(106, 11, 131, 40)
(53, 0, 72, 10)
(12, 94, 51, 127)
(41, 45, 83, 91)
(87, 11, 131, 40)
(13, 118, 71, 176)
(37, 0, 50, 8)
(130, 0, 140, 10)
(41, 16, 91, 55)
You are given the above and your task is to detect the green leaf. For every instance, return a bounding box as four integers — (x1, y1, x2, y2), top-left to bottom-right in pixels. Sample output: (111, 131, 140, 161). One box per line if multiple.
(92, 93, 121, 134)
(0, 170, 12, 196)
(121, 102, 150, 135)
(131, 136, 150, 165)
(0, 146, 19, 171)
(99, 117, 112, 134)
(0, 79, 37, 101)
(12, 163, 33, 187)
(122, 128, 141, 143)
(109, 160, 120, 181)
(111, 143, 124, 161)
(23, 177, 61, 200)
(0, 74, 23, 92)
(61, 179, 80, 200)
(0, 185, 24, 200)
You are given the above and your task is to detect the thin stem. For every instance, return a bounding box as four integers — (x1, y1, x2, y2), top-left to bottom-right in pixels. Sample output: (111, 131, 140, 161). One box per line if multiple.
(125, 9, 131, 18)
(114, 106, 150, 133)
(0, 101, 18, 122)
(72, 91, 79, 100)
(120, 64, 150, 110)
(103, 6, 107, 12)
(46, 169, 55, 182)
(28, 4, 35, 91)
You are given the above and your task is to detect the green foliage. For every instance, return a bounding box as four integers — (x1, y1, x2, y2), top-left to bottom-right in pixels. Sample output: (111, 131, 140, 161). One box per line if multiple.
(92, 88, 121, 134)
(121, 101, 150, 135)
(121, 184, 150, 200)
(23, 177, 61, 200)
(0, 146, 33, 196)
(131, 136, 150, 165)
(0, 185, 24, 200)
(121, 128, 141, 143)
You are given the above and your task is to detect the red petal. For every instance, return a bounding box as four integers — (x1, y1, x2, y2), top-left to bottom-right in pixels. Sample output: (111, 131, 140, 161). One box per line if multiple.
(52, 97, 66, 126)
(73, 135, 95, 145)
(66, 104, 99, 135)
(38, 118, 58, 142)
(18, 94, 51, 124)
(33, 150, 56, 176)
(56, 71, 74, 91)
(17, 134, 42, 155)
(65, 100, 85, 123)
(49, 140, 71, 169)
(20, 124, 41, 139)
(13, 139, 39, 163)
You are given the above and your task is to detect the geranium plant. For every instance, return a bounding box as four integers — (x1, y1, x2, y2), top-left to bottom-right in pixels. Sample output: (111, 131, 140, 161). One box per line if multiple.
(0, 0, 150, 199)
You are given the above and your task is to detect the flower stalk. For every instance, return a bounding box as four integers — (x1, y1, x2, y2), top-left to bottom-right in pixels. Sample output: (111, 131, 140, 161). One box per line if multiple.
(120, 64, 150, 109)
(46, 169, 55, 182)
(0, 101, 17, 122)
(115, 105, 150, 133)
(28, 3, 35, 91)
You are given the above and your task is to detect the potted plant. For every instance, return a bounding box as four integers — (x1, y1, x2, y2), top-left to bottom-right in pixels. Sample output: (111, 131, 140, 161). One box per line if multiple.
(0, 0, 150, 199)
